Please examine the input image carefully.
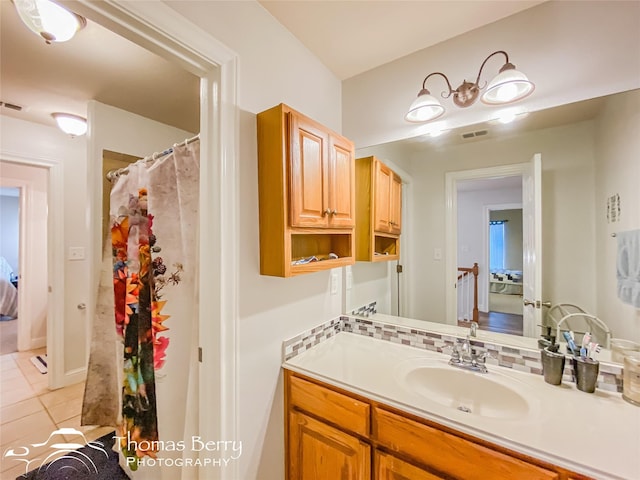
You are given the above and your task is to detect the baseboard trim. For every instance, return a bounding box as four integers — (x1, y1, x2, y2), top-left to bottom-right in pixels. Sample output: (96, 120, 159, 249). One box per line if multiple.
(62, 367, 87, 388)
(30, 336, 46, 350)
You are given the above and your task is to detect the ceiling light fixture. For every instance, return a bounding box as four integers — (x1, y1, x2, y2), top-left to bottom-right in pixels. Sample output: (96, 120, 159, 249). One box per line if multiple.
(405, 50, 535, 123)
(13, 0, 86, 44)
(52, 113, 87, 136)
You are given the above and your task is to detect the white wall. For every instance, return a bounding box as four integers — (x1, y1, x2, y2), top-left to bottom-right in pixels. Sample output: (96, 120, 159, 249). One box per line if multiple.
(347, 262, 393, 314)
(0, 194, 19, 273)
(163, 2, 343, 479)
(0, 117, 85, 360)
(343, 1, 640, 149)
(594, 89, 640, 341)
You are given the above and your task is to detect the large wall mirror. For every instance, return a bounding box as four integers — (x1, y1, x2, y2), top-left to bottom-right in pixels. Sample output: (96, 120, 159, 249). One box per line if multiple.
(349, 87, 640, 362)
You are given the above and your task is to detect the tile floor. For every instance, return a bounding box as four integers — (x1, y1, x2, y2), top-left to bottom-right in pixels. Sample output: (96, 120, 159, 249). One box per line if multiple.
(0, 348, 114, 479)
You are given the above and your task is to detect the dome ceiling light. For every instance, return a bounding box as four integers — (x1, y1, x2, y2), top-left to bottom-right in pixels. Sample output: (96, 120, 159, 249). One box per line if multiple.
(13, 0, 86, 44)
(52, 113, 87, 137)
(405, 50, 535, 123)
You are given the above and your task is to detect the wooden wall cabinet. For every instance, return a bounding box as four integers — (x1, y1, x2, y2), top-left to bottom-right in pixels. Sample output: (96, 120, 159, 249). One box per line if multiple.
(356, 156, 402, 262)
(257, 104, 356, 277)
(284, 370, 592, 480)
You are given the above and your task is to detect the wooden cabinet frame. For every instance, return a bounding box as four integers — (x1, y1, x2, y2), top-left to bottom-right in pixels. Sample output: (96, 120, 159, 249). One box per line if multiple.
(284, 370, 593, 480)
(356, 156, 402, 262)
(258, 104, 355, 276)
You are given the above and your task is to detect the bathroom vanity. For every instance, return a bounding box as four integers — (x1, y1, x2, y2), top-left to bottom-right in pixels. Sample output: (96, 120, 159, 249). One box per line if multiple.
(283, 332, 639, 480)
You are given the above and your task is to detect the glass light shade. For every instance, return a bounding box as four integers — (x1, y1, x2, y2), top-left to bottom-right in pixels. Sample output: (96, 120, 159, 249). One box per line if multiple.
(404, 89, 445, 123)
(481, 67, 535, 105)
(13, 0, 85, 43)
(52, 113, 87, 136)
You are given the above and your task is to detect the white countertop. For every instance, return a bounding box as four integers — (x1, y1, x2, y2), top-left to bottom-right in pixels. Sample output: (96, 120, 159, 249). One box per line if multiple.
(283, 332, 640, 480)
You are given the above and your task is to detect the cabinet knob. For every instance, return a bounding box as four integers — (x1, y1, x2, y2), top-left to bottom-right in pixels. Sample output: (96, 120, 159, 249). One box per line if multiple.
(331, 209, 337, 215)
(323, 209, 331, 216)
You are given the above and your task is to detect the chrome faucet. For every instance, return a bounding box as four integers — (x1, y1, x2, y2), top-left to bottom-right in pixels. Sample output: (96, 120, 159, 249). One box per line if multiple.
(448, 335, 493, 373)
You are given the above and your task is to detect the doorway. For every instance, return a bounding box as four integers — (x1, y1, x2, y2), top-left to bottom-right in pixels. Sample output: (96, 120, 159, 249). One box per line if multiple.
(68, 4, 240, 475)
(484, 204, 524, 335)
(445, 160, 541, 337)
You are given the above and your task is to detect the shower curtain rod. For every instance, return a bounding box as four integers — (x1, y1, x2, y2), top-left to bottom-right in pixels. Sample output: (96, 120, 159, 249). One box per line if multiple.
(105, 133, 200, 181)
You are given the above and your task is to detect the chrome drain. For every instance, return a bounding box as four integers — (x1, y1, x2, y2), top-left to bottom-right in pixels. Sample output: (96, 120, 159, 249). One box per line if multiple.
(457, 405, 472, 413)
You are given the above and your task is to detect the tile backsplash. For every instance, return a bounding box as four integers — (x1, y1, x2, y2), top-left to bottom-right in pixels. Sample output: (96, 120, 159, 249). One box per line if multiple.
(283, 315, 624, 393)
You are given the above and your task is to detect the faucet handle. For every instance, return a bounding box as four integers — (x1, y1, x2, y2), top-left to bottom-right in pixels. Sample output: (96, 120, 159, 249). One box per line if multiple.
(445, 344, 461, 363)
(476, 351, 497, 364)
(470, 321, 478, 337)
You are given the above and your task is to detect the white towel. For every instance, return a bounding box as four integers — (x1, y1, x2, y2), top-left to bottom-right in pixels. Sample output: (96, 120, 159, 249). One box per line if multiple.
(617, 229, 640, 308)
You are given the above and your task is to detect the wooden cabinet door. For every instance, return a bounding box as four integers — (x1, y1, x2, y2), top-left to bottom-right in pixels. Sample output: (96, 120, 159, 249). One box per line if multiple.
(289, 112, 329, 227)
(375, 450, 444, 480)
(374, 161, 392, 232)
(389, 173, 402, 235)
(328, 135, 355, 228)
(289, 410, 370, 480)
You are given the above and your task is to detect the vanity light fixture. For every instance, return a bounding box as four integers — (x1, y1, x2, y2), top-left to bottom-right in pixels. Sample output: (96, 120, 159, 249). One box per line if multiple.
(405, 50, 535, 123)
(13, 0, 86, 44)
(52, 112, 87, 137)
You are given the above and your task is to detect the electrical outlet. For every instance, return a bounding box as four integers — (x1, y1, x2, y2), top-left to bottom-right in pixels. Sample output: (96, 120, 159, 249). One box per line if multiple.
(346, 270, 353, 290)
(330, 272, 338, 295)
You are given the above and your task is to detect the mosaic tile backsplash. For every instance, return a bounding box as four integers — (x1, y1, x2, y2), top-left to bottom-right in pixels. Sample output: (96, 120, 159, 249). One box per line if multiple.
(283, 315, 624, 393)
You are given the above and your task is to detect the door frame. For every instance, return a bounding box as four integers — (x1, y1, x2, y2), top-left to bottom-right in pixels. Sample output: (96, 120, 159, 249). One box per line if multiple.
(445, 163, 529, 326)
(62, 2, 239, 479)
(0, 155, 64, 384)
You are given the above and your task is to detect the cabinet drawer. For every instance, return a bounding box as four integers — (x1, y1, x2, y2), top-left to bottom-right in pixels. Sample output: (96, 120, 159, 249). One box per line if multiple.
(374, 407, 559, 480)
(289, 375, 370, 436)
(375, 450, 444, 480)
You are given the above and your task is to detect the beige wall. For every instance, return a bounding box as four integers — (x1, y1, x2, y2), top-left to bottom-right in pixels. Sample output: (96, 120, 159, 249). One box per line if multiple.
(359, 119, 598, 324)
(343, 1, 640, 149)
(595, 89, 640, 341)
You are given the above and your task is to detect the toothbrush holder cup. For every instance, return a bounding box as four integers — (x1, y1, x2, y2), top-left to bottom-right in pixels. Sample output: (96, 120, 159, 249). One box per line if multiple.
(541, 347, 566, 385)
(573, 357, 600, 393)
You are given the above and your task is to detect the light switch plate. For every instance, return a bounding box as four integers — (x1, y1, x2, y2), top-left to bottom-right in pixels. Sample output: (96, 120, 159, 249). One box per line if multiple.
(68, 247, 85, 261)
(433, 248, 442, 261)
(330, 272, 339, 295)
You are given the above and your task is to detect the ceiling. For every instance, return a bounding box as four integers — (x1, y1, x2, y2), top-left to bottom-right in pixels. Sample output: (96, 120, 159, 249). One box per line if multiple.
(258, 0, 546, 80)
(1, 0, 595, 139)
(0, 0, 200, 133)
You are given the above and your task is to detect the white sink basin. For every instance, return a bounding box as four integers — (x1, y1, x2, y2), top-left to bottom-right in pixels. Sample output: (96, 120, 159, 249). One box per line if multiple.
(397, 359, 532, 420)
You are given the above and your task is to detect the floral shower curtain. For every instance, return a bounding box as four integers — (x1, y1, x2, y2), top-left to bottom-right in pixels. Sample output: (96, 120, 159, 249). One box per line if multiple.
(82, 139, 200, 479)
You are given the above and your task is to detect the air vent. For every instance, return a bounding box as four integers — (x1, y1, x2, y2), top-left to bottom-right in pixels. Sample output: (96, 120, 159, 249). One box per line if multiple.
(0, 101, 24, 112)
(461, 129, 488, 140)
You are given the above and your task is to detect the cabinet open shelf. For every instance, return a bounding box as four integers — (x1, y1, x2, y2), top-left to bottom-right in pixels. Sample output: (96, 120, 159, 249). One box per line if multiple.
(290, 232, 354, 275)
(373, 234, 399, 261)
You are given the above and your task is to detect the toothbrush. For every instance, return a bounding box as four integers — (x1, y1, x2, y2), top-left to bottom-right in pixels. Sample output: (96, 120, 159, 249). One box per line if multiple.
(588, 342, 601, 360)
(563, 331, 578, 355)
(580, 333, 592, 357)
